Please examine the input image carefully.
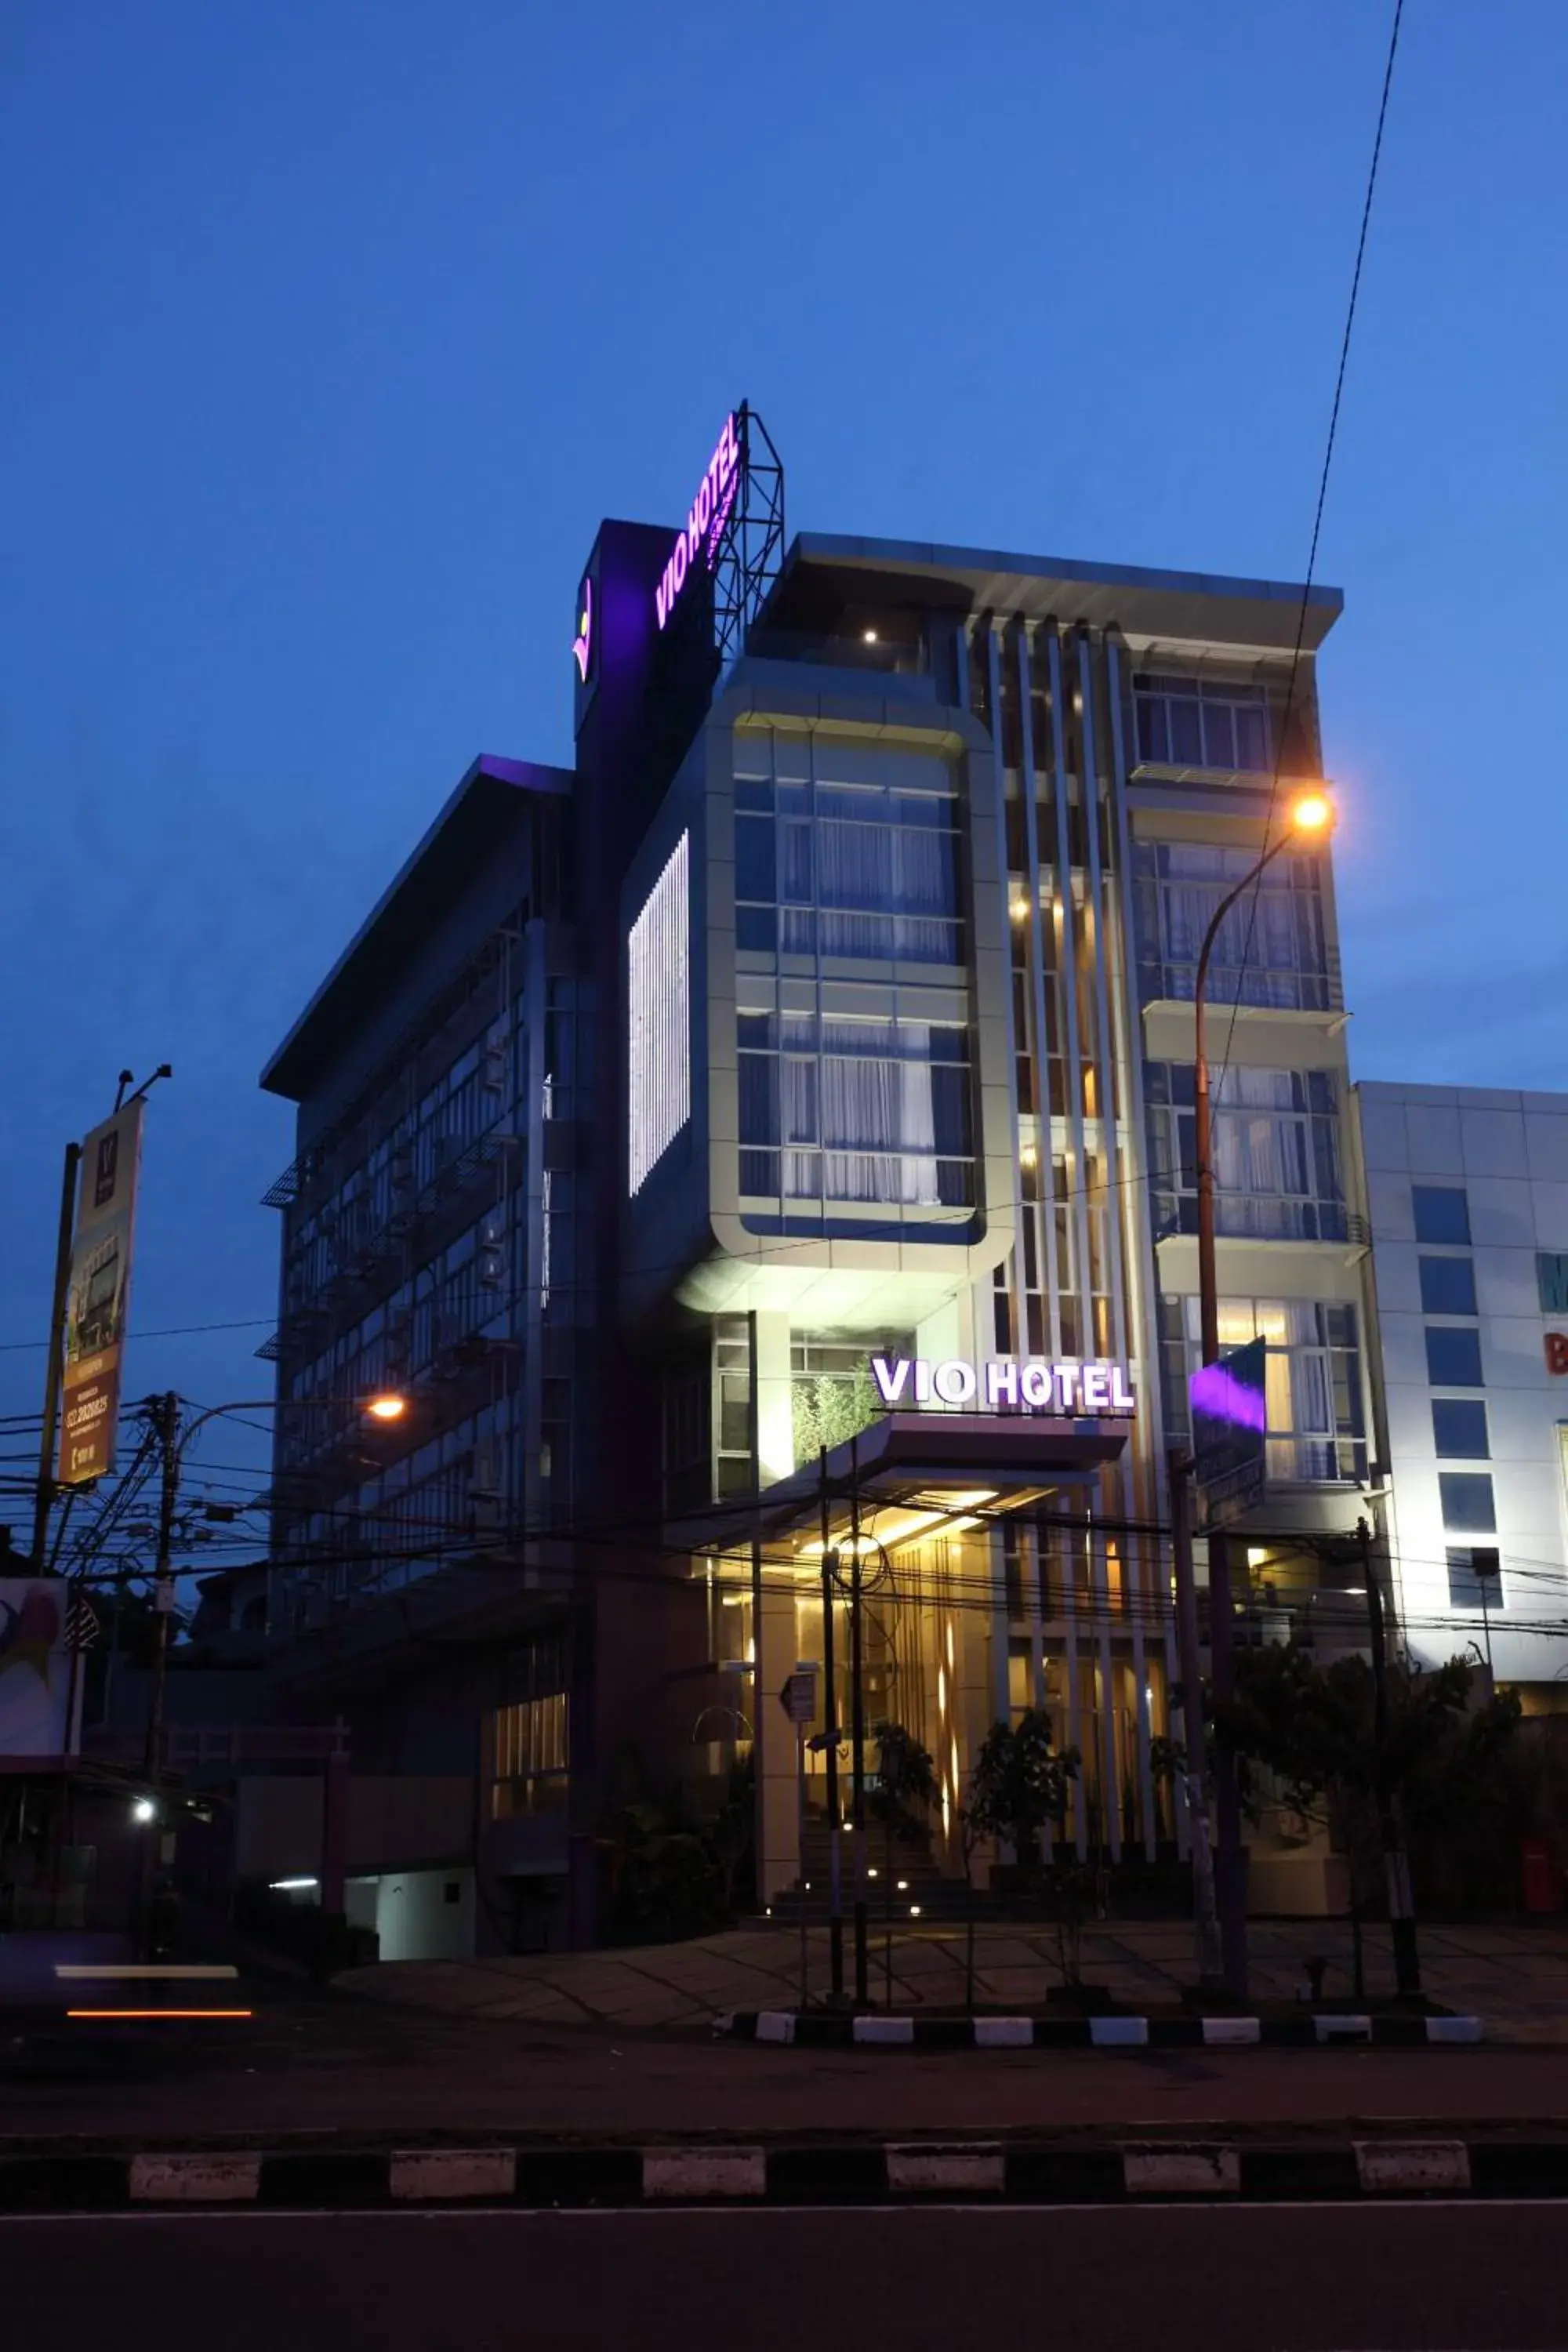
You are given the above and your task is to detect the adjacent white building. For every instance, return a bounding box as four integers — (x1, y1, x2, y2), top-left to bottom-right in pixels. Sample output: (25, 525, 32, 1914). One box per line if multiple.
(1356, 1081, 1568, 1701)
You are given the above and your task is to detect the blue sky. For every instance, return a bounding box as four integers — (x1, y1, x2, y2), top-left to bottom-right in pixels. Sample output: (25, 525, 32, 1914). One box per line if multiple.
(2, 0, 1563, 1486)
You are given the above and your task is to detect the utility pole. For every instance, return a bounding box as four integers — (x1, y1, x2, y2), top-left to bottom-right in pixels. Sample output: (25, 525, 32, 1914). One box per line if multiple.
(1358, 1514, 1421, 1997)
(848, 1432, 868, 2008)
(137, 1391, 180, 1959)
(143, 1392, 180, 1779)
(1168, 1450, 1223, 1988)
(818, 1448, 844, 1999)
(31, 1142, 82, 1568)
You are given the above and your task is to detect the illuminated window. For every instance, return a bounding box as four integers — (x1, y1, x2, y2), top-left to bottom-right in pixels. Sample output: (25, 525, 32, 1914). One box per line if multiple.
(628, 833, 691, 1195)
(491, 1693, 568, 1820)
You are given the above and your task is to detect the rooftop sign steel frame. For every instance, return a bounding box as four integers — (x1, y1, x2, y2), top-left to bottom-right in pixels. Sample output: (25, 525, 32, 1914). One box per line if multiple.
(654, 401, 785, 670)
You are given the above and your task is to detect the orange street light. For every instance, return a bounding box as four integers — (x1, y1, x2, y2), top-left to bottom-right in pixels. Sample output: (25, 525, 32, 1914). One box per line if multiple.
(1289, 789, 1334, 834)
(365, 1394, 407, 1422)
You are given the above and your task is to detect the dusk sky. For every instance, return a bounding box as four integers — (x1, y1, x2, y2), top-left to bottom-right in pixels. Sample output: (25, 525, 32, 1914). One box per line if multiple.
(2, 2, 1563, 1499)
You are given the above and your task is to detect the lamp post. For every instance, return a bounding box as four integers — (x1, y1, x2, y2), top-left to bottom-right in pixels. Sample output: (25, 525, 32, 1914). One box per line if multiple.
(1191, 789, 1334, 2001)
(136, 1388, 405, 1949)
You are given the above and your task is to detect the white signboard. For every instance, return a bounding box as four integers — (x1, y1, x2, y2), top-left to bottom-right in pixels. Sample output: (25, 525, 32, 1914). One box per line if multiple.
(869, 1355, 1136, 1417)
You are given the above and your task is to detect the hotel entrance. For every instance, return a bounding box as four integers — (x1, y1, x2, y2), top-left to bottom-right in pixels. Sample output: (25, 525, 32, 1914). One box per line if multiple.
(692, 1405, 1160, 1906)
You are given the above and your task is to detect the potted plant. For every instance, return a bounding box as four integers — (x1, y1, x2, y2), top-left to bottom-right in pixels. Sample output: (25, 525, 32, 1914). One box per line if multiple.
(965, 1711, 1099, 2003)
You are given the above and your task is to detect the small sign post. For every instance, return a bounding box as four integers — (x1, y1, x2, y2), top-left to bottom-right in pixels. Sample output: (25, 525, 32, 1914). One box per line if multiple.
(779, 1664, 818, 2008)
(1190, 1337, 1269, 1531)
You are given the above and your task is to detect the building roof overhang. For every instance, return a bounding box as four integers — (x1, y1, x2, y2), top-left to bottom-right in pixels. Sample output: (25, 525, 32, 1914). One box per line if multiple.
(771, 533, 1343, 655)
(260, 753, 572, 1102)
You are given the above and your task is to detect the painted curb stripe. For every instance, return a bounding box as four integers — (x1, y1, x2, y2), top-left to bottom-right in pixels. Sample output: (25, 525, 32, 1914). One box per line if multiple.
(0, 2129, 1559, 2211)
(973, 2016, 1033, 2048)
(642, 2148, 765, 2201)
(129, 2154, 261, 2204)
(1122, 2143, 1241, 2197)
(1355, 2138, 1471, 2195)
(886, 2143, 1004, 2195)
(389, 2151, 516, 2201)
(713, 2011, 1483, 2049)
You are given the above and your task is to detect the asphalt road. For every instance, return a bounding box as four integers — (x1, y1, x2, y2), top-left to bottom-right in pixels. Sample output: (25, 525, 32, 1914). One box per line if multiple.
(6, 2205, 1568, 2352)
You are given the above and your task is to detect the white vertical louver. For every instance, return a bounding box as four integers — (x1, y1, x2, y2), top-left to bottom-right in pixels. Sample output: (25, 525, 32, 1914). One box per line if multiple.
(628, 830, 691, 1195)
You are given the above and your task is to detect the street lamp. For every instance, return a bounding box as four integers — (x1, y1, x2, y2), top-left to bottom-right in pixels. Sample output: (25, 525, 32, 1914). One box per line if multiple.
(140, 1389, 407, 1777)
(1190, 788, 1336, 2001)
(1194, 790, 1334, 1360)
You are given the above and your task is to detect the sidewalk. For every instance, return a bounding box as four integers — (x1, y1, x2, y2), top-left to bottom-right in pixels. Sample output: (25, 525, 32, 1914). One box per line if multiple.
(337, 1918, 1568, 2044)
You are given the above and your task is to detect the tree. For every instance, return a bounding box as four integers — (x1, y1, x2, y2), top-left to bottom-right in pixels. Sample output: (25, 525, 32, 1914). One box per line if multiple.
(866, 1720, 938, 2006)
(1217, 1641, 1522, 1990)
(964, 1711, 1083, 1985)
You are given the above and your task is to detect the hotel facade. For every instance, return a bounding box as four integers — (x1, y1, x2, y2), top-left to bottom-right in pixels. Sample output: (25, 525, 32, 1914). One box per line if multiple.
(256, 412, 1385, 1953)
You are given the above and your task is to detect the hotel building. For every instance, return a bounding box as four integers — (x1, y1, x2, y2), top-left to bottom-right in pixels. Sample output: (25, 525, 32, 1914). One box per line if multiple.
(256, 412, 1381, 1952)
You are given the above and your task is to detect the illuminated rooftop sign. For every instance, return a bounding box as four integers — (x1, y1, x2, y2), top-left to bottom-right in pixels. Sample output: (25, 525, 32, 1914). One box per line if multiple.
(655, 412, 740, 632)
(869, 1356, 1136, 1417)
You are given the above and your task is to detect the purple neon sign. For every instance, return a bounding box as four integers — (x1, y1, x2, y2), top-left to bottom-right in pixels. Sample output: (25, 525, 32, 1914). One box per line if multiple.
(1187, 1358, 1269, 1435)
(572, 578, 593, 683)
(655, 412, 740, 631)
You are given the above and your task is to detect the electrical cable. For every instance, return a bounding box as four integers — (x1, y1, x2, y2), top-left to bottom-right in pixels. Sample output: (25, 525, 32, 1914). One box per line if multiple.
(1212, 0, 1405, 1115)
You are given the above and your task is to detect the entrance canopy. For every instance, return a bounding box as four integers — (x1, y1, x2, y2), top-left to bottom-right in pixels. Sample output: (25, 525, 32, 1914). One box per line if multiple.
(676, 1409, 1129, 1566)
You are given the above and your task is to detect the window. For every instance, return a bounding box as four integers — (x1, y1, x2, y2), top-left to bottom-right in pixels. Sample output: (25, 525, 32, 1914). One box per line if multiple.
(738, 1004, 974, 1213)
(491, 1693, 568, 1820)
(1538, 1252, 1568, 1315)
(1439, 1472, 1496, 1534)
(1412, 1186, 1470, 1245)
(1419, 1256, 1477, 1316)
(1133, 674, 1270, 773)
(1425, 1325, 1483, 1387)
(1161, 1294, 1366, 1483)
(733, 739, 964, 970)
(1447, 1546, 1503, 1610)
(1432, 1399, 1489, 1458)
(1133, 841, 1334, 1013)
(1145, 1062, 1345, 1242)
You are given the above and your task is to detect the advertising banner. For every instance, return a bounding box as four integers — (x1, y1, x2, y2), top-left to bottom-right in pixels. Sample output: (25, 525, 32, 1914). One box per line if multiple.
(0, 1580, 71, 1756)
(58, 1098, 144, 1485)
(1190, 1336, 1269, 1530)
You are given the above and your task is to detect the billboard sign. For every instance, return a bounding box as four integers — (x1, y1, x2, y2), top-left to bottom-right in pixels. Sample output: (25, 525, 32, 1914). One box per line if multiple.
(0, 1581, 71, 1755)
(58, 1099, 144, 1484)
(1190, 1337, 1268, 1530)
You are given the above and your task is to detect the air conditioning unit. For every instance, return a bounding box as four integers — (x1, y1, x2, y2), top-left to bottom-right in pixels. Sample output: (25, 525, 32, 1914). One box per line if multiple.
(470, 1443, 503, 1501)
(481, 1029, 509, 1092)
(479, 1249, 506, 1288)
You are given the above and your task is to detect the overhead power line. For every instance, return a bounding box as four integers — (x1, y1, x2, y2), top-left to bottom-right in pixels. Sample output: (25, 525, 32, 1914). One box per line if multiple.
(1214, 0, 1406, 1111)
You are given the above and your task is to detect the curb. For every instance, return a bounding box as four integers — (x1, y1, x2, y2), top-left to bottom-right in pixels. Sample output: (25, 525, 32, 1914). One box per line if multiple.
(717, 2010, 1484, 2050)
(0, 2131, 1562, 2212)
